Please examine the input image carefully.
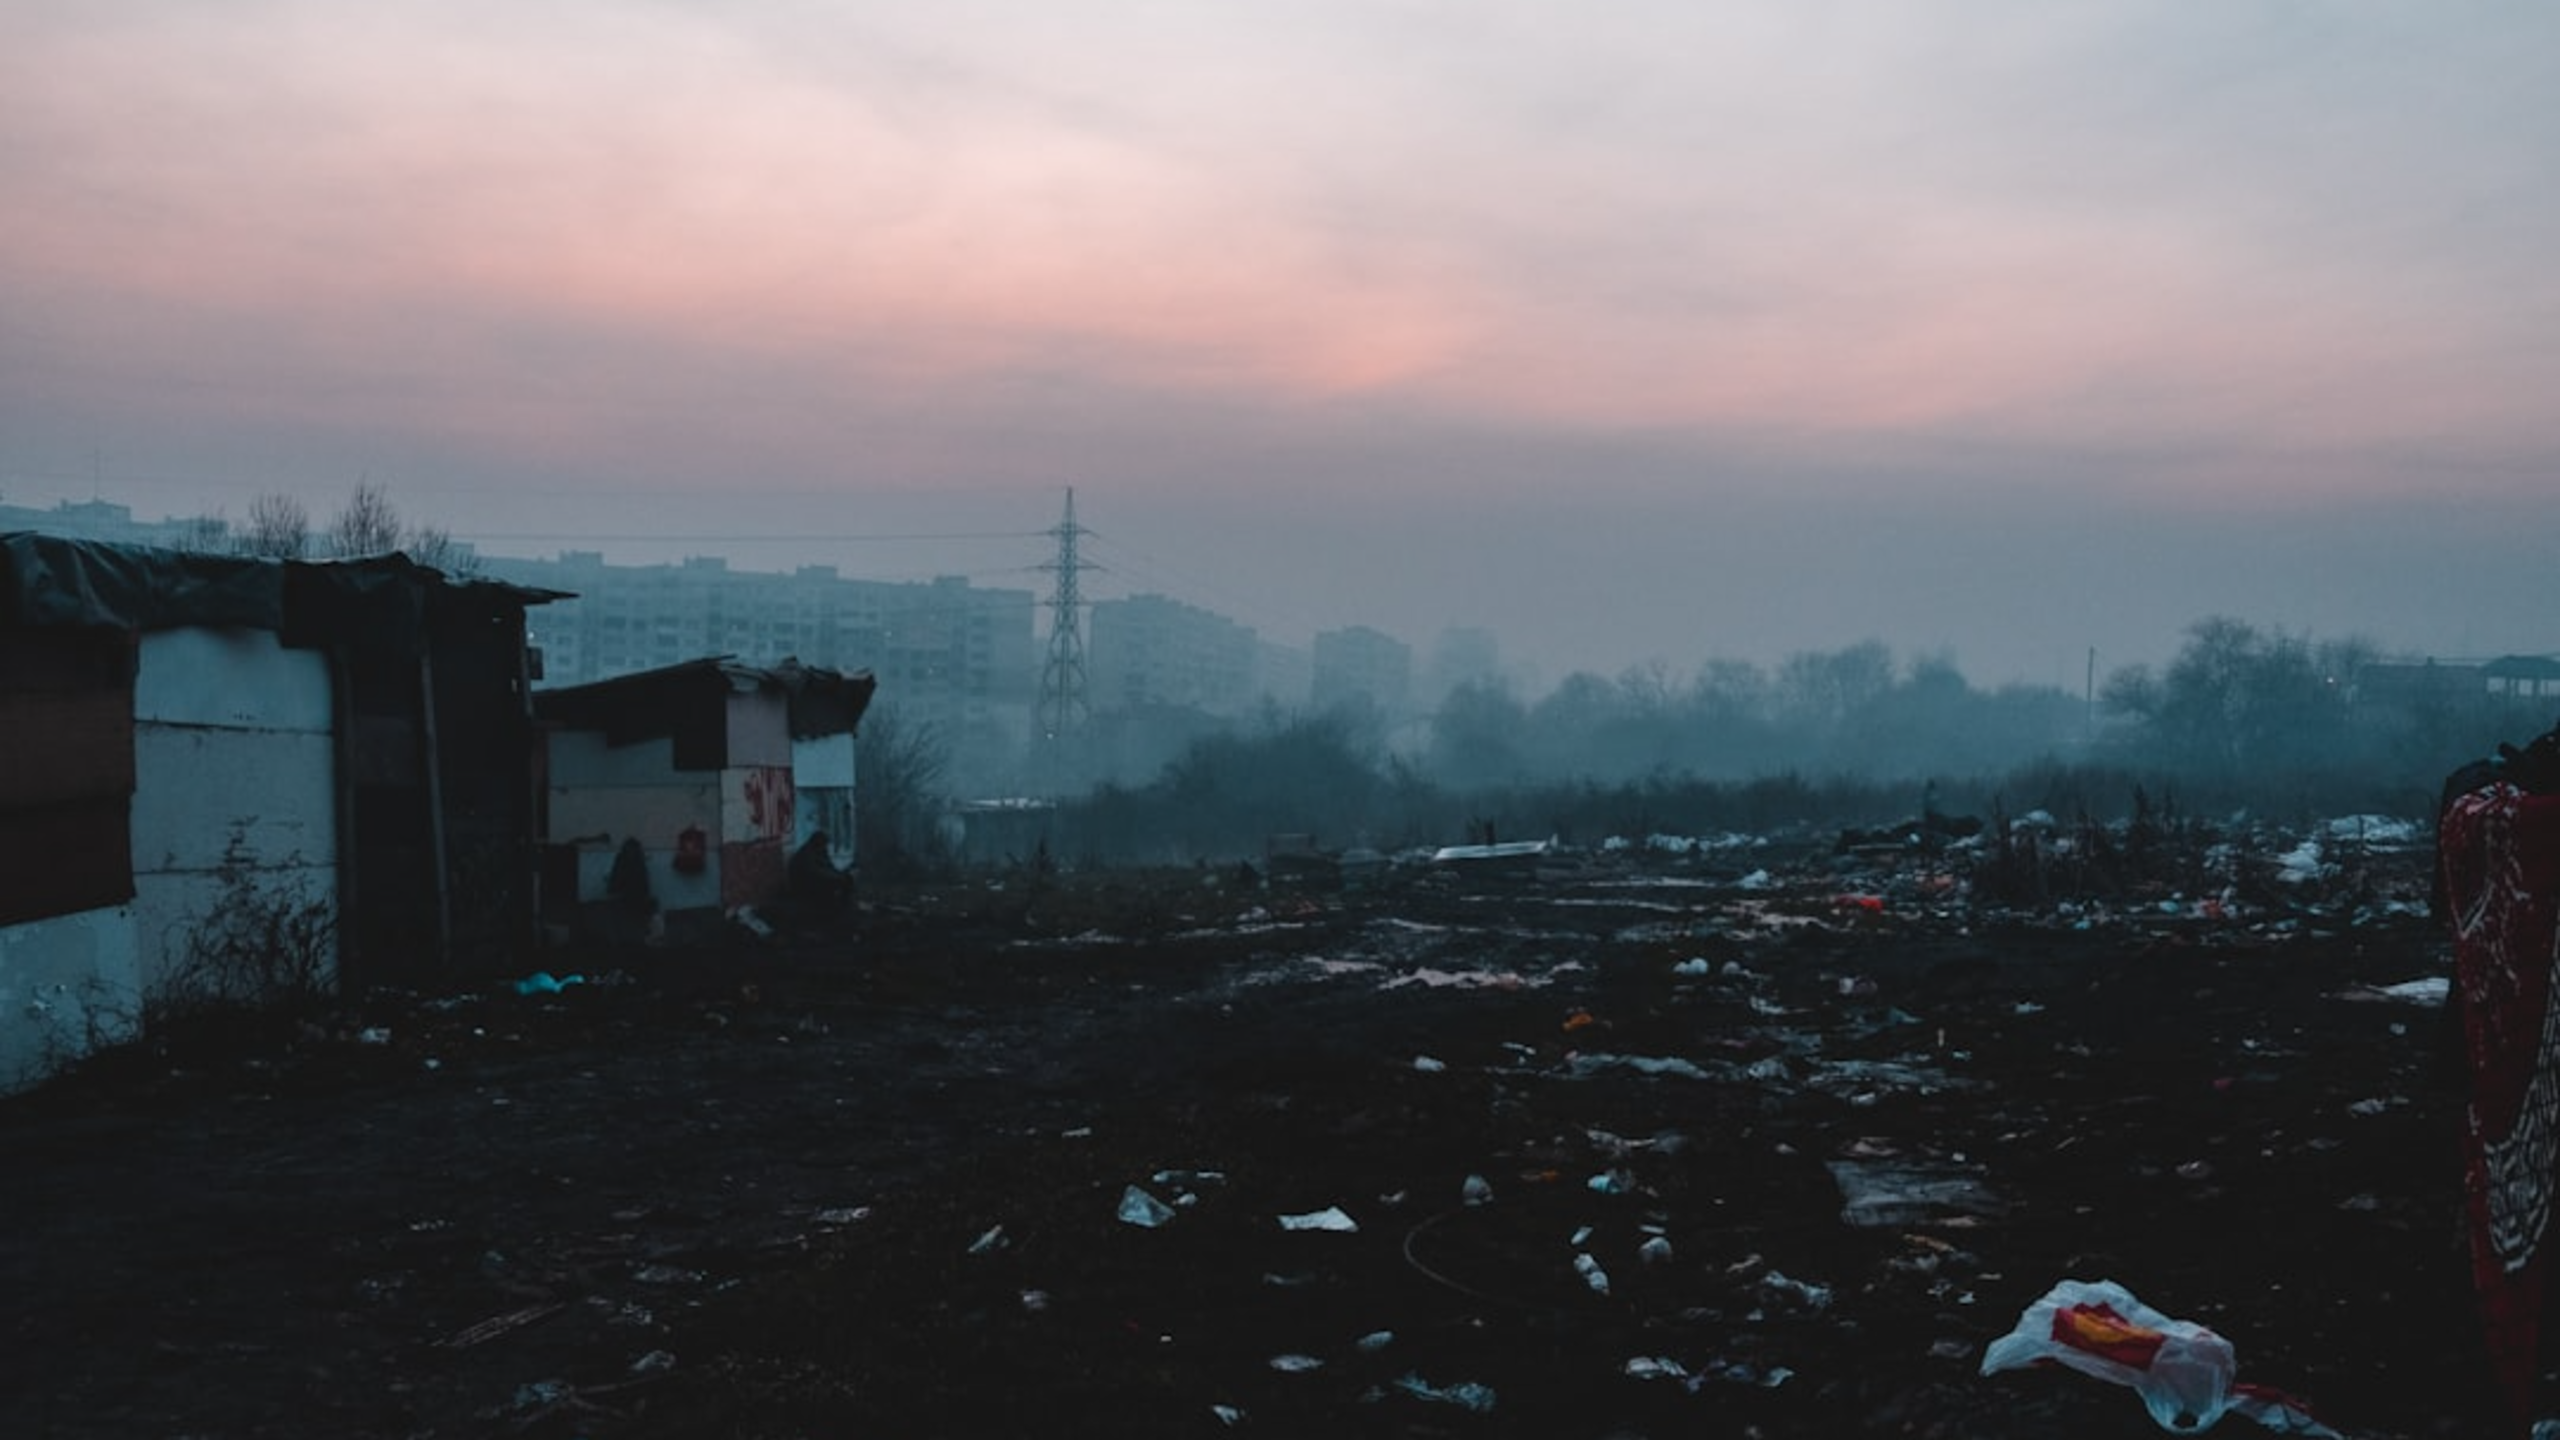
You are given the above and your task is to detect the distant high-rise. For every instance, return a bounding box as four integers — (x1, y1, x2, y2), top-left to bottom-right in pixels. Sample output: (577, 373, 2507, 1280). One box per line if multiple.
(1311, 624, 1412, 718)
(1425, 626, 1501, 706)
(477, 550, 1035, 786)
(1088, 593, 1258, 716)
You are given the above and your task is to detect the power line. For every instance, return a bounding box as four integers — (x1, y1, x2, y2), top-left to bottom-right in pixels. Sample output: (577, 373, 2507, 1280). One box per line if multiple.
(454, 530, 1040, 544)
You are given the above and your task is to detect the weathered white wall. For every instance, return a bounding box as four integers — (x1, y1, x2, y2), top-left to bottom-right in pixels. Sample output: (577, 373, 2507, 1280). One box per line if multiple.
(0, 908, 141, 1094)
(793, 732, 856, 869)
(131, 628, 337, 1011)
(544, 691, 818, 916)
(546, 729, 722, 913)
(725, 689, 791, 768)
(0, 627, 337, 1095)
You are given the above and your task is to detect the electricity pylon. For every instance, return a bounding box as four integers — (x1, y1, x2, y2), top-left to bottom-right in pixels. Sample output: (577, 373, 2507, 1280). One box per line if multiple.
(1034, 488, 1091, 744)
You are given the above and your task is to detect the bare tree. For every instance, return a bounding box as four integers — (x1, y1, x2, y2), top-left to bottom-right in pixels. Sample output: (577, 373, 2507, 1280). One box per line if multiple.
(238, 493, 310, 559)
(328, 481, 402, 558)
(172, 512, 231, 554)
(402, 523, 482, 577)
(855, 706, 953, 879)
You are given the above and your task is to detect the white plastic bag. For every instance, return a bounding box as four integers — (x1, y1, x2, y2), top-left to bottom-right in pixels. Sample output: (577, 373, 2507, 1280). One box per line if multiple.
(1979, 1278, 2339, 1435)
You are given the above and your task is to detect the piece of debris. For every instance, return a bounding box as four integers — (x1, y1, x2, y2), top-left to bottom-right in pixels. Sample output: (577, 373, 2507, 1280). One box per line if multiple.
(1278, 1206, 1360, 1232)
(1980, 1277, 2342, 1435)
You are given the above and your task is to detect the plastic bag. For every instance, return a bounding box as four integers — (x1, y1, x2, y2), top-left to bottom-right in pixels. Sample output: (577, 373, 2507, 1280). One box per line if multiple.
(1979, 1278, 2339, 1435)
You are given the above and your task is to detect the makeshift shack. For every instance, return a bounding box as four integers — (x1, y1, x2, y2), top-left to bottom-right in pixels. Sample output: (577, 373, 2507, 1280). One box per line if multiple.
(0, 532, 564, 1093)
(535, 658, 874, 935)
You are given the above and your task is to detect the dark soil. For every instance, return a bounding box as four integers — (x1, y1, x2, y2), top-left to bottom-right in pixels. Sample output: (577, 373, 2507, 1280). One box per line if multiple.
(0, 842, 2505, 1438)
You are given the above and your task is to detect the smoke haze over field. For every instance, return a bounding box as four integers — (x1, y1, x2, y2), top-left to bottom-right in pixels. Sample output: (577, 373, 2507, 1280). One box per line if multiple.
(5, 2, 2556, 686)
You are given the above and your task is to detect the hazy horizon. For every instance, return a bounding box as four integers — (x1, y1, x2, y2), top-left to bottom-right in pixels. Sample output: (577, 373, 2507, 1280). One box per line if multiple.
(6, 3, 2555, 691)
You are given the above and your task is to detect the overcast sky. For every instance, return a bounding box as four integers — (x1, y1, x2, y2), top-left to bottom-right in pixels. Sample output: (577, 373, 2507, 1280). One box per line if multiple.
(5, 1, 2555, 692)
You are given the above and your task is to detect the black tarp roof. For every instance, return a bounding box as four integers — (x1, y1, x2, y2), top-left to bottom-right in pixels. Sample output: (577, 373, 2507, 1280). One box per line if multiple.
(1, 531, 568, 643)
(537, 657, 878, 760)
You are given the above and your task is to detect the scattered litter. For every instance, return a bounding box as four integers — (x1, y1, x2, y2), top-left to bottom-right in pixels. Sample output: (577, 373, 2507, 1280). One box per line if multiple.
(628, 1349, 676, 1375)
(1828, 1159, 2005, 1228)
(2336, 977, 2450, 1005)
(1269, 1353, 1326, 1372)
(1566, 1053, 1715, 1081)
(1759, 1270, 1833, 1310)
(1279, 1206, 1359, 1233)
(1211, 1403, 1246, 1426)
(1672, 957, 1713, 977)
(1574, 1253, 1611, 1295)
(1639, 1235, 1674, 1265)
(1391, 1374, 1497, 1412)
(1462, 1174, 1493, 1206)
(1118, 1185, 1177, 1228)
(1715, 1360, 1795, 1388)
(439, 1302, 565, 1349)
(967, 1225, 1008, 1255)
(512, 971, 585, 996)
(2272, 840, 2329, 884)
(510, 1379, 574, 1412)
(1381, 967, 1537, 991)
(1356, 1330, 1395, 1351)
(1412, 1055, 1447, 1072)
(1980, 1277, 2342, 1435)
(2325, 814, 2421, 847)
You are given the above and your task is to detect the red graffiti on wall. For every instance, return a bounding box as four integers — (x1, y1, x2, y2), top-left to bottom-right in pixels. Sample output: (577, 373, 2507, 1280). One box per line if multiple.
(741, 766, 795, 841)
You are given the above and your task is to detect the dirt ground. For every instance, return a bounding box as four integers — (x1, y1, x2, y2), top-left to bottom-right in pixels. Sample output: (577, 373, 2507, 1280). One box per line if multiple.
(0, 831, 2510, 1438)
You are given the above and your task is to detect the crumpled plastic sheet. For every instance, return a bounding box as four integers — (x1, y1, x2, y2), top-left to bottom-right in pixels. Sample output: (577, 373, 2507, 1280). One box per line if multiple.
(1980, 1278, 2340, 1435)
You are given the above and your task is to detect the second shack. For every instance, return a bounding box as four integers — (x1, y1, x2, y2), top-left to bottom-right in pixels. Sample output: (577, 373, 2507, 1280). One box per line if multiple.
(537, 658, 875, 937)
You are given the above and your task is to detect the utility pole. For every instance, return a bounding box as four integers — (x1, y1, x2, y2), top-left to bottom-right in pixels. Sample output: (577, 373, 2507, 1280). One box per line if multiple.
(1034, 488, 1091, 746)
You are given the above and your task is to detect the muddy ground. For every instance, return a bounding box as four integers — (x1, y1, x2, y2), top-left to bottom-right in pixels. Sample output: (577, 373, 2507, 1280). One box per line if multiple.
(0, 832, 2511, 1438)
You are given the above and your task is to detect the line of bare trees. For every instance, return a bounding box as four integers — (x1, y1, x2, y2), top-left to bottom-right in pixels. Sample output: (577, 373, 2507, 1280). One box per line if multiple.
(196, 481, 477, 574)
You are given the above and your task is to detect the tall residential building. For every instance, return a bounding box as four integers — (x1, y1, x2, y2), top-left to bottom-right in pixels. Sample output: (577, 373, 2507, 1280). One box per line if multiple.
(480, 552, 1036, 784)
(1310, 624, 1412, 718)
(1254, 640, 1312, 715)
(1087, 593, 1260, 716)
(0, 498, 227, 552)
(1424, 626, 1501, 707)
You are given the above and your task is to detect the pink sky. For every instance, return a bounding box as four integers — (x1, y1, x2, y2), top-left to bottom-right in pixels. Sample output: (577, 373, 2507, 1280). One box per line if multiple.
(4, 1, 2556, 684)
